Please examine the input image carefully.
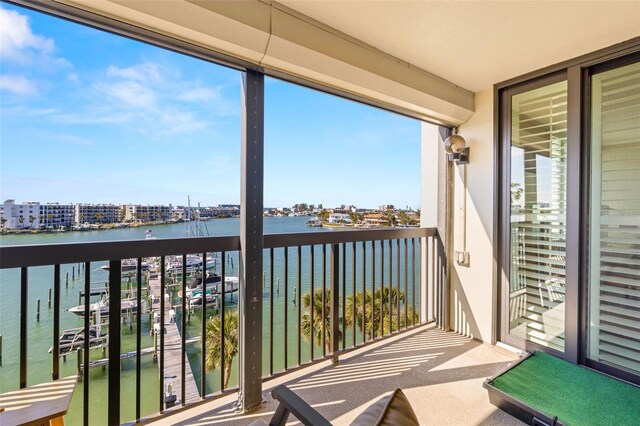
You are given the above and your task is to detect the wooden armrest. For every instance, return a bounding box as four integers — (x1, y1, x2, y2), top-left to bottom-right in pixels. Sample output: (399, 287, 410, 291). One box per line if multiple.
(269, 385, 332, 426)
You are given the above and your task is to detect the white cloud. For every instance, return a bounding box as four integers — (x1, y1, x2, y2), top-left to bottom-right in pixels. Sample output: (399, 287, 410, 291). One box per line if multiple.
(54, 134, 95, 145)
(0, 6, 54, 64)
(0, 74, 37, 95)
(107, 63, 162, 84)
(67, 73, 80, 83)
(179, 87, 221, 102)
(95, 80, 157, 109)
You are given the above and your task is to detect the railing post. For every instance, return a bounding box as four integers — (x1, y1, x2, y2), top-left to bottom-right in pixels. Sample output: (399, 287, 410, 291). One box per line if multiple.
(108, 260, 121, 426)
(330, 244, 340, 364)
(239, 69, 264, 412)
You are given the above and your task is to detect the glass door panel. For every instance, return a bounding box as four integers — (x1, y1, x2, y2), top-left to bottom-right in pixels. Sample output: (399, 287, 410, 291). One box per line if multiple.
(509, 80, 567, 352)
(588, 60, 640, 375)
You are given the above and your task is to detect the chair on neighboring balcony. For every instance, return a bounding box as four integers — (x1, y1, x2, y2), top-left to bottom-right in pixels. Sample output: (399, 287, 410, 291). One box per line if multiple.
(254, 385, 420, 426)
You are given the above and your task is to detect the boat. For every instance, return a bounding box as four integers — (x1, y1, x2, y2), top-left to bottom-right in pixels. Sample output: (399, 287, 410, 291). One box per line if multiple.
(165, 254, 214, 275)
(68, 298, 137, 317)
(186, 272, 239, 295)
(48, 326, 107, 354)
(306, 217, 322, 227)
(100, 258, 150, 274)
(188, 292, 219, 309)
(145, 229, 156, 239)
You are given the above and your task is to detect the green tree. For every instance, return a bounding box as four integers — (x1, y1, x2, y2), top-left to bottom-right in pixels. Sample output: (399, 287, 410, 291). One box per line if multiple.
(28, 215, 36, 228)
(318, 209, 330, 222)
(18, 216, 25, 228)
(38, 214, 44, 227)
(301, 288, 343, 354)
(345, 288, 418, 339)
(1, 217, 7, 229)
(205, 310, 239, 389)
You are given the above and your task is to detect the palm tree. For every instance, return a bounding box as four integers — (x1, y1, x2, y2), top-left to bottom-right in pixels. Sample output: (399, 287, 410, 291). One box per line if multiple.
(1, 217, 6, 229)
(301, 288, 343, 353)
(345, 288, 418, 339)
(28, 215, 36, 228)
(38, 214, 44, 227)
(18, 216, 25, 228)
(205, 310, 239, 389)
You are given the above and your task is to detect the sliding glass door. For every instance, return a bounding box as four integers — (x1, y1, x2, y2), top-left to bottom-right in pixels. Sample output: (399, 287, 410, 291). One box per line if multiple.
(588, 59, 640, 375)
(507, 78, 568, 352)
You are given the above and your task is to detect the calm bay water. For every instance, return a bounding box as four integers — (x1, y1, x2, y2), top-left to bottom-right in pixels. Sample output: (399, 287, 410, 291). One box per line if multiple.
(0, 217, 419, 424)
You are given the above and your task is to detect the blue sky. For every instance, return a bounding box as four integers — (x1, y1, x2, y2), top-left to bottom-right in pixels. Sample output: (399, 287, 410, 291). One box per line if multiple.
(0, 4, 421, 209)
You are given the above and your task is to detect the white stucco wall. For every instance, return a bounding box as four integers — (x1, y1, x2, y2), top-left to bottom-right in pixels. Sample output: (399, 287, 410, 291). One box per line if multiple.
(450, 88, 495, 343)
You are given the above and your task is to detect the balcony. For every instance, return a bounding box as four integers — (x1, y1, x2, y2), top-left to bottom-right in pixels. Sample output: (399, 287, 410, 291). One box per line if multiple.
(0, 227, 474, 425)
(151, 325, 521, 425)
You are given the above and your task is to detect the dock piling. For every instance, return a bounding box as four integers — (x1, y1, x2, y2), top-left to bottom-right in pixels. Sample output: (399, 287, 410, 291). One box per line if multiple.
(72, 266, 75, 281)
(0, 334, 3, 366)
(77, 348, 83, 378)
(66, 272, 69, 289)
(48, 288, 52, 309)
(37, 298, 41, 322)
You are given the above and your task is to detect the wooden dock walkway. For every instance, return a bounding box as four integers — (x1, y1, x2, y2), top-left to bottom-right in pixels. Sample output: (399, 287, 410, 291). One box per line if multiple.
(148, 271, 200, 405)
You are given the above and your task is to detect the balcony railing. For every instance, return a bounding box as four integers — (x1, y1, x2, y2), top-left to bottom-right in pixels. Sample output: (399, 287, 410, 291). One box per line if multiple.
(0, 227, 444, 425)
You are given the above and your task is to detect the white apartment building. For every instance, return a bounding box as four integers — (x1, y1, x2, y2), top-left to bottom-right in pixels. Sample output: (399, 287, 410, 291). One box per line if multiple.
(75, 204, 122, 224)
(40, 203, 75, 229)
(124, 204, 172, 222)
(1, 200, 75, 229)
(2, 199, 41, 228)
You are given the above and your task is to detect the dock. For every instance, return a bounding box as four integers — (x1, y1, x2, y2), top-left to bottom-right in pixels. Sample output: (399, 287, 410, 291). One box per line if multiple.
(148, 270, 200, 404)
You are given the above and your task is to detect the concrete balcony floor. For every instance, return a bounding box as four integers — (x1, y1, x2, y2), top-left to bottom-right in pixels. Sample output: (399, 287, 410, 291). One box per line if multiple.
(149, 324, 524, 425)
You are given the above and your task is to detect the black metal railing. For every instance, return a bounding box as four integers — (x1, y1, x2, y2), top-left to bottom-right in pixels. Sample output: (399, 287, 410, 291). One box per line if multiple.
(0, 228, 443, 425)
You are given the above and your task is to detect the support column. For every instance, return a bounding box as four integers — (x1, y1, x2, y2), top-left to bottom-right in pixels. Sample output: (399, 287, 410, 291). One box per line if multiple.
(239, 70, 264, 412)
(437, 126, 452, 331)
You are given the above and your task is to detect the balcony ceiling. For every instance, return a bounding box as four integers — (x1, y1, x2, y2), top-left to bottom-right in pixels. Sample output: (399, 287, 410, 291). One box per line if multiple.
(279, 0, 640, 92)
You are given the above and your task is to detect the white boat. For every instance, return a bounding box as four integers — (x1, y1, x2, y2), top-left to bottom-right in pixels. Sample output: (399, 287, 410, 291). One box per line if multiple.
(189, 292, 219, 309)
(68, 298, 137, 317)
(100, 258, 150, 274)
(306, 217, 322, 227)
(186, 275, 239, 298)
(48, 326, 107, 354)
(165, 254, 214, 275)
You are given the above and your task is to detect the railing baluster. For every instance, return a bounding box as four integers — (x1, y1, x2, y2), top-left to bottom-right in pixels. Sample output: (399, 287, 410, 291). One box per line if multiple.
(372, 240, 377, 339)
(159, 258, 166, 414)
(198, 254, 205, 398)
(397, 238, 401, 332)
(412, 238, 416, 326)
(136, 260, 142, 418)
(404, 239, 408, 329)
(352, 242, 356, 348)
(284, 247, 288, 371)
(181, 254, 187, 403)
(388, 239, 392, 333)
(83, 263, 90, 426)
(220, 251, 226, 392)
(361, 241, 366, 344)
(380, 240, 384, 337)
(322, 244, 326, 356)
(20, 267, 27, 389)
(53, 264, 60, 380)
(108, 260, 121, 426)
(342, 242, 346, 350)
(269, 247, 274, 375)
(310, 245, 314, 361)
(330, 244, 339, 364)
(297, 246, 302, 367)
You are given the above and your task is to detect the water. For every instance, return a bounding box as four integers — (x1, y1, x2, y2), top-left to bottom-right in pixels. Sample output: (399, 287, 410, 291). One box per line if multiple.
(0, 217, 420, 423)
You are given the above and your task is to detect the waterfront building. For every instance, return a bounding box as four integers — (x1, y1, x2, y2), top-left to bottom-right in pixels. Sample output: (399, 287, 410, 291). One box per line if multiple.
(363, 213, 389, 227)
(75, 203, 122, 224)
(40, 203, 76, 229)
(124, 204, 172, 222)
(1, 199, 41, 229)
(327, 213, 352, 224)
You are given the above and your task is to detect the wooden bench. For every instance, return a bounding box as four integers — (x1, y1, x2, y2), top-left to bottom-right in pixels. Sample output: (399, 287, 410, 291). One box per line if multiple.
(0, 375, 77, 426)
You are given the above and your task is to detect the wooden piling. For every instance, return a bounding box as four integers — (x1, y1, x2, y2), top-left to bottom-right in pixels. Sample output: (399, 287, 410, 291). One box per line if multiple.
(37, 299, 41, 322)
(48, 288, 52, 309)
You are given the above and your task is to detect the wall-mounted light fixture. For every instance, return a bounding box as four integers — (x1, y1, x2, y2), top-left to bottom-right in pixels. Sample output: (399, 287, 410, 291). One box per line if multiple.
(443, 132, 469, 164)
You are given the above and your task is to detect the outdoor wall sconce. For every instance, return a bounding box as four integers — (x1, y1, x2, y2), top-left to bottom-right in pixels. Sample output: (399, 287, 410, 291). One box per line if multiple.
(443, 133, 469, 164)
